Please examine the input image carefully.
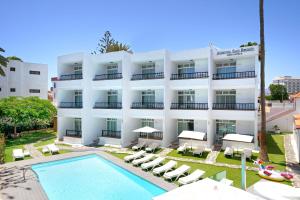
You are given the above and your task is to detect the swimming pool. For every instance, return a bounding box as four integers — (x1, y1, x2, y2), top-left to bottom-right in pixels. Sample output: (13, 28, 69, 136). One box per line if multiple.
(32, 154, 166, 200)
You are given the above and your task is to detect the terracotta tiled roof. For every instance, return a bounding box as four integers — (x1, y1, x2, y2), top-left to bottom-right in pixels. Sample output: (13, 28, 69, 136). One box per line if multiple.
(291, 92, 300, 99)
(51, 77, 58, 81)
(294, 114, 300, 119)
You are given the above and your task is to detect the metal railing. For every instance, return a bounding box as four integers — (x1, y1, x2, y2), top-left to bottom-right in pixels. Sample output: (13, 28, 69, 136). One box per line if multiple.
(170, 72, 208, 80)
(212, 103, 255, 110)
(170, 103, 208, 110)
(66, 130, 82, 137)
(139, 131, 163, 140)
(94, 102, 122, 109)
(131, 72, 164, 80)
(101, 130, 121, 138)
(60, 73, 83, 80)
(59, 102, 82, 108)
(93, 73, 122, 80)
(212, 71, 255, 80)
(131, 102, 164, 109)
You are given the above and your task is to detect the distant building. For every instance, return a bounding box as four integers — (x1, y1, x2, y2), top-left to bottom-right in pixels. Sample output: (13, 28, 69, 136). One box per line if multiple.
(272, 76, 300, 94)
(0, 60, 48, 99)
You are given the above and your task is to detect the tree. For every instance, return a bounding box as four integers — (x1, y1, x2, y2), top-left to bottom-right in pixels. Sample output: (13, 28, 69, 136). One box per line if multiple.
(92, 31, 132, 54)
(259, 0, 269, 162)
(7, 56, 23, 62)
(269, 84, 288, 102)
(0, 47, 9, 76)
(240, 42, 258, 47)
(0, 97, 57, 137)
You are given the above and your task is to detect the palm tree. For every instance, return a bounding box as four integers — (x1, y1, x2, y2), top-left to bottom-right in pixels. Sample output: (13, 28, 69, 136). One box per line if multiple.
(0, 48, 8, 76)
(259, 0, 269, 162)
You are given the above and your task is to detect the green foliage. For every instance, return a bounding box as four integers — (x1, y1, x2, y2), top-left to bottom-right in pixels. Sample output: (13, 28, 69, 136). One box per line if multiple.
(265, 95, 272, 100)
(240, 42, 258, 47)
(269, 84, 289, 101)
(0, 47, 9, 76)
(0, 133, 5, 164)
(7, 56, 23, 62)
(0, 97, 57, 136)
(92, 31, 132, 54)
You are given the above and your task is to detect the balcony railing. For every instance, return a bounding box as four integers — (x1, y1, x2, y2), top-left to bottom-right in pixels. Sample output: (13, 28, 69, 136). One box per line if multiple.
(139, 131, 163, 140)
(94, 102, 122, 109)
(170, 72, 209, 80)
(171, 103, 208, 110)
(212, 103, 255, 110)
(131, 72, 164, 80)
(60, 73, 83, 80)
(93, 73, 122, 80)
(59, 102, 82, 108)
(212, 71, 255, 80)
(131, 102, 164, 109)
(66, 130, 82, 137)
(101, 130, 121, 139)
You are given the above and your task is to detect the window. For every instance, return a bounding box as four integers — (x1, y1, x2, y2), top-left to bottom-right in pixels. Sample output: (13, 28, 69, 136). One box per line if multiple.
(29, 70, 40, 75)
(141, 63, 155, 74)
(142, 90, 155, 104)
(178, 90, 195, 103)
(74, 90, 82, 103)
(177, 119, 194, 135)
(107, 65, 118, 74)
(74, 63, 82, 74)
(216, 120, 236, 136)
(107, 90, 118, 103)
(216, 90, 236, 104)
(178, 62, 195, 74)
(216, 62, 236, 74)
(10, 67, 16, 71)
(74, 118, 82, 131)
(29, 89, 40, 93)
(141, 119, 154, 128)
(10, 88, 16, 92)
(106, 118, 117, 131)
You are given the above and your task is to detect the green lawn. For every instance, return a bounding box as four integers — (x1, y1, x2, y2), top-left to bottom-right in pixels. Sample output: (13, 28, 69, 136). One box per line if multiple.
(4, 130, 56, 163)
(215, 133, 287, 170)
(166, 149, 209, 160)
(34, 138, 56, 147)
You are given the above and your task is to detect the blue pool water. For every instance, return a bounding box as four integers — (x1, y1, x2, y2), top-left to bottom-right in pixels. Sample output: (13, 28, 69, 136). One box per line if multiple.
(32, 154, 166, 200)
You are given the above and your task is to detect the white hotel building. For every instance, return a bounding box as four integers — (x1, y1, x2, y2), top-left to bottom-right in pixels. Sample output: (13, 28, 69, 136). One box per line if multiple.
(0, 60, 48, 99)
(54, 45, 259, 149)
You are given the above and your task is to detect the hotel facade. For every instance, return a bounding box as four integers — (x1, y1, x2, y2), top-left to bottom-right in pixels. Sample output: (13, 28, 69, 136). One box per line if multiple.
(53, 45, 259, 149)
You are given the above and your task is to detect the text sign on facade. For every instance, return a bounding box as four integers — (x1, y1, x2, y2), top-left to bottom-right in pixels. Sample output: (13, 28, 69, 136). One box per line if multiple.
(217, 47, 255, 56)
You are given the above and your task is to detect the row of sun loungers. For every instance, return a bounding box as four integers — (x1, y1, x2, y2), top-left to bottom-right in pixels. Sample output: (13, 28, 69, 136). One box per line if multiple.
(12, 144, 60, 160)
(132, 142, 160, 153)
(177, 143, 206, 156)
(224, 147, 252, 160)
(124, 150, 206, 185)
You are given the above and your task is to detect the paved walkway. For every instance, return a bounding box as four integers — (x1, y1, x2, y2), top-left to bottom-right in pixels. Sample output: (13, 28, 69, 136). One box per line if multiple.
(205, 151, 219, 164)
(24, 144, 43, 158)
(284, 134, 300, 187)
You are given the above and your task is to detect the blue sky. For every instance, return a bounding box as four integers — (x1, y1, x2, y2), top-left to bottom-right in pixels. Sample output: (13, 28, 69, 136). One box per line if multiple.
(1, 0, 299, 88)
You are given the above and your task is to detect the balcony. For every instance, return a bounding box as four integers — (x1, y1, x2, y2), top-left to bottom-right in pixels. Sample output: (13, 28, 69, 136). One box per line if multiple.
(59, 102, 82, 108)
(213, 71, 255, 80)
(59, 73, 83, 81)
(212, 103, 255, 111)
(93, 73, 122, 81)
(131, 72, 164, 81)
(171, 72, 208, 80)
(131, 102, 164, 109)
(101, 130, 121, 139)
(171, 103, 208, 110)
(139, 131, 163, 140)
(65, 130, 82, 137)
(94, 102, 122, 109)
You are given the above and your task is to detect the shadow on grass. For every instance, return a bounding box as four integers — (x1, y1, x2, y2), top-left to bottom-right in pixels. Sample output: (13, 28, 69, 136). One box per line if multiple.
(5, 130, 56, 148)
(266, 134, 284, 155)
(170, 150, 209, 160)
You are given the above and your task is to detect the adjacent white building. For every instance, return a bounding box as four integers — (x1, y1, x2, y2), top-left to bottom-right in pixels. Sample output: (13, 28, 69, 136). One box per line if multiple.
(53, 45, 259, 149)
(273, 76, 300, 94)
(0, 60, 48, 99)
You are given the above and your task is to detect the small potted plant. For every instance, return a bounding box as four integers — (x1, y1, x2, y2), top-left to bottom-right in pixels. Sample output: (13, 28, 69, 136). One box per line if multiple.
(273, 125, 281, 134)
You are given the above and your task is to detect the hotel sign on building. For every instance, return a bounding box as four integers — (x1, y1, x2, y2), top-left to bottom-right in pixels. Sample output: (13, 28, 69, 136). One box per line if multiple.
(216, 47, 256, 57)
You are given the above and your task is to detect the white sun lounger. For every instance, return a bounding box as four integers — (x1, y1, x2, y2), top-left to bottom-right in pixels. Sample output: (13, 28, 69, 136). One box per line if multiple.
(124, 150, 146, 162)
(192, 146, 205, 156)
(153, 160, 177, 175)
(178, 169, 205, 185)
(243, 148, 252, 160)
(224, 147, 234, 157)
(47, 144, 59, 154)
(145, 143, 160, 153)
(132, 154, 155, 166)
(163, 165, 191, 181)
(12, 149, 24, 160)
(141, 157, 165, 170)
(177, 143, 188, 153)
(132, 141, 146, 151)
(42, 146, 49, 153)
(23, 150, 31, 157)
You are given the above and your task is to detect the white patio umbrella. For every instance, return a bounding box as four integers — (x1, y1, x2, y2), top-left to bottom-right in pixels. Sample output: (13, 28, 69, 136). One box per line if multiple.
(153, 178, 263, 200)
(133, 126, 160, 139)
(178, 130, 206, 149)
